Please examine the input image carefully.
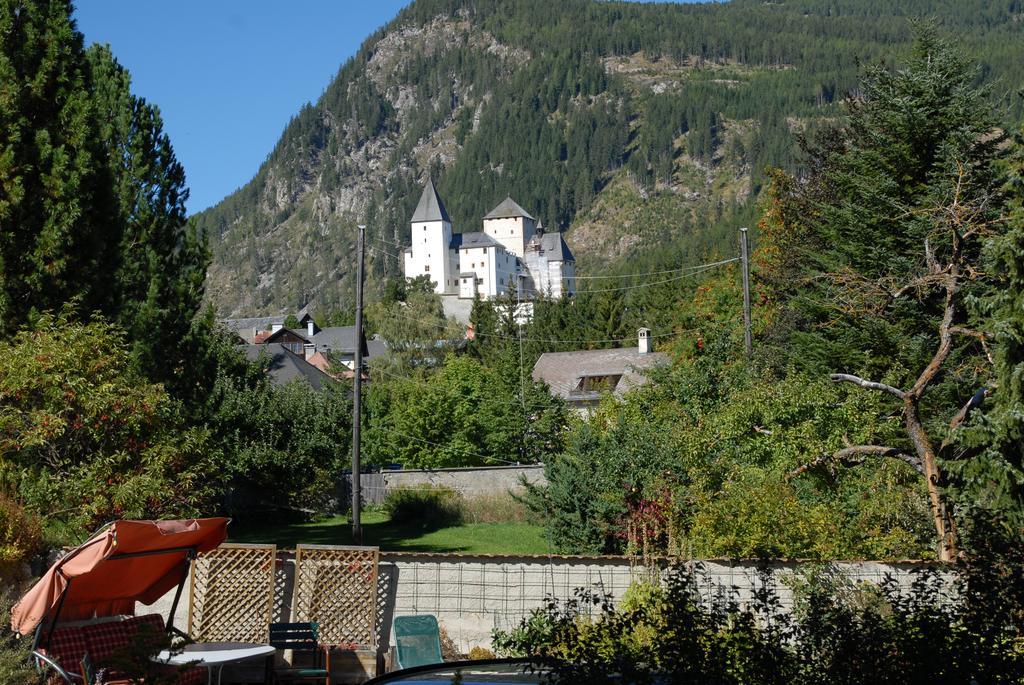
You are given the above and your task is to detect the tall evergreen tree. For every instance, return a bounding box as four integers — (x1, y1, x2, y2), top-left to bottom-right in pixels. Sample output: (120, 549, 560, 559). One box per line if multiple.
(958, 127, 1024, 531)
(0, 0, 114, 325)
(771, 28, 1010, 559)
(0, 2, 208, 390)
(86, 45, 208, 387)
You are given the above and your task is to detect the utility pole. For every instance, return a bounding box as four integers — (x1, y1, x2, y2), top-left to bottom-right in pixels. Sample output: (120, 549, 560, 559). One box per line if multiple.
(740, 227, 753, 357)
(351, 224, 366, 545)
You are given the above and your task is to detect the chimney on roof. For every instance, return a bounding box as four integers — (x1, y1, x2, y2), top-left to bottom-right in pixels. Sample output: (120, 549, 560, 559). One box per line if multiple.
(307, 319, 316, 337)
(638, 328, 651, 355)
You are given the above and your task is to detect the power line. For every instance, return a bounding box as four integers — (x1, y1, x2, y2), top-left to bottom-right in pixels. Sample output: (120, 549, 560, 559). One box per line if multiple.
(374, 237, 738, 285)
(368, 246, 407, 262)
(370, 248, 730, 296)
(575, 260, 735, 293)
(374, 236, 406, 250)
(571, 257, 739, 280)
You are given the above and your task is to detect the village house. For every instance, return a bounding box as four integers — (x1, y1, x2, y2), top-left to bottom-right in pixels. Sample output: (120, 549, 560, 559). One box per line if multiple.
(403, 180, 576, 300)
(242, 344, 332, 390)
(222, 313, 386, 382)
(531, 328, 668, 414)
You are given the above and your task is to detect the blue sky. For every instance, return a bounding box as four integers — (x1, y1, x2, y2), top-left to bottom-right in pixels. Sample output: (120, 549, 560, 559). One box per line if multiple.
(74, 1, 410, 214)
(74, 1, 693, 215)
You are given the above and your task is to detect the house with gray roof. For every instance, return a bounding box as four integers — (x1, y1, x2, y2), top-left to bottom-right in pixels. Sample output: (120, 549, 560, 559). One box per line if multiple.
(260, 323, 374, 371)
(403, 181, 575, 301)
(531, 329, 667, 414)
(243, 344, 332, 391)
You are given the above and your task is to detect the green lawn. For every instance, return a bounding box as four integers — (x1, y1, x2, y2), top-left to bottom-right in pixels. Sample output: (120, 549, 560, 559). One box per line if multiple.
(228, 510, 552, 555)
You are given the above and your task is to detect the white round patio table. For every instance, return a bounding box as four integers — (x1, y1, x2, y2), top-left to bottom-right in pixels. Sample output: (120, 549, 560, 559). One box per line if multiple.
(155, 642, 276, 685)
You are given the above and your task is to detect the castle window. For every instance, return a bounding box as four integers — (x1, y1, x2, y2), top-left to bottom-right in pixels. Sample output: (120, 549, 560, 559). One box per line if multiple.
(424, 265, 430, 272)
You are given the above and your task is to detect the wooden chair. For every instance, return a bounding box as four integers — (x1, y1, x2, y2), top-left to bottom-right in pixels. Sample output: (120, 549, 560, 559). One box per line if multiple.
(269, 622, 330, 685)
(392, 615, 443, 670)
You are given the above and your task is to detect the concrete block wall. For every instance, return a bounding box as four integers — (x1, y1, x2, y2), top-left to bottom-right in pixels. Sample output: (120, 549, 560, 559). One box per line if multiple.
(348, 465, 547, 505)
(143, 552, 939, 656)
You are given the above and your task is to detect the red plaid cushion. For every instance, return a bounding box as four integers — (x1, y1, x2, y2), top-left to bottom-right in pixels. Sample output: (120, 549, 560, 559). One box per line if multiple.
(82, 620, 131, 663)
(40, 626, 88, 684)
(122, 613, 164, 634)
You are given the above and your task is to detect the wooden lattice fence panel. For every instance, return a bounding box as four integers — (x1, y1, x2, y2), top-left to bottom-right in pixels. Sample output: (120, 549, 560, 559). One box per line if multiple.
(292, 545, 379, 648)
(189, 543, 276, 642)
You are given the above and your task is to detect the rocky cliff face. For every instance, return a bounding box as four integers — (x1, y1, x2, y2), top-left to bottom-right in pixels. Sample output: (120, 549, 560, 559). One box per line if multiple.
(198, 11, 531, 316)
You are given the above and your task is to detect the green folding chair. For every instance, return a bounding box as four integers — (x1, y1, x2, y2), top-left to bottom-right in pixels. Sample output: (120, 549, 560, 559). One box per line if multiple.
(269, 622, 330, 685)
(392, 615, 443, 670)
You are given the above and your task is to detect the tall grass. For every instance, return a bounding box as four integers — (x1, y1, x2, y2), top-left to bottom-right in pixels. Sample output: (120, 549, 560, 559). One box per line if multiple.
(382, 486, 532, 526)
(460, 492, 531, 524)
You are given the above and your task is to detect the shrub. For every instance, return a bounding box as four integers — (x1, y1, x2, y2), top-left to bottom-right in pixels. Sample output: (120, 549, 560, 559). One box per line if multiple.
(383, 486, 463, 527)
(467, 646, 495, 660)
(0, 313, 218, 540)
(0, 594, 37, 685)
(438, 624, 462, 661)
(493, 516, 1024, 684)
(0, 495, 42, 581)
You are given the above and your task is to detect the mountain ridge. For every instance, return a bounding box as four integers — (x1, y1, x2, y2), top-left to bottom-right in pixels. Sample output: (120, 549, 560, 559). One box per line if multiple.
(194, 0, 1024, 317)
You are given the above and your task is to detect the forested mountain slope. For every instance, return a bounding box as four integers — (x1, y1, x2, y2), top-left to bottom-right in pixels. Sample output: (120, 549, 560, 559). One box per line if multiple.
(194, 0, 1024, 316)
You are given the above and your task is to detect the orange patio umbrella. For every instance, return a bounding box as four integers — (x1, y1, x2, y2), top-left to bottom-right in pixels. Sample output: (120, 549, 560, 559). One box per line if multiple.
(11, 518, 229, 644)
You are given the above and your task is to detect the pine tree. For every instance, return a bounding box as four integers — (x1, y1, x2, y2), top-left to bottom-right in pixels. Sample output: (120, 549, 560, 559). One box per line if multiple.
(0, 2, 208, 391)
(956, 127, 1024, 531)
(0, 0, 114, 326)
(774, 28, 1011, 559)
(86, 45, 208, 388)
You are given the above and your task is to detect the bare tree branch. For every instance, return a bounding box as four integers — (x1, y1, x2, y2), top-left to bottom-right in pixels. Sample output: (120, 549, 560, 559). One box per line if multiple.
(950, 326, 995, 366)
(924, 237, 940, 274)
(830, 373, 905, 399)
(890, 271, 948, 299)
(788, 445, 923, 479)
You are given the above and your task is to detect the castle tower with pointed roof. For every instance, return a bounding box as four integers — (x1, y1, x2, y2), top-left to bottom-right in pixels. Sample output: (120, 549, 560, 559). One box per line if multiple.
(403, 179, 458, 295)
(482, 196, 536, 259)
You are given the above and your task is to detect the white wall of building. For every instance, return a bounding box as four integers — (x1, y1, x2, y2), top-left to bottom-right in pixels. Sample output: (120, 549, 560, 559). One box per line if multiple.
(523, 251, 574, 299)
(483, 216, 534, 258)
(494, 249, 516, 297)
(548, 260, 574, 298)
(407, 219, 456, 294)
(458, 245, 517, 298)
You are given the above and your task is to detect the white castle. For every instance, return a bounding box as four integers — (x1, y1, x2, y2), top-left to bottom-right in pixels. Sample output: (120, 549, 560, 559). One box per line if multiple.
(402, 180, 576, 300)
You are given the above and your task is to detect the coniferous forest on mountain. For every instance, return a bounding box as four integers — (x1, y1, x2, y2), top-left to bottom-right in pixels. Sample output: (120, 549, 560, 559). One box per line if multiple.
(2, 0, 1024, 580)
